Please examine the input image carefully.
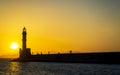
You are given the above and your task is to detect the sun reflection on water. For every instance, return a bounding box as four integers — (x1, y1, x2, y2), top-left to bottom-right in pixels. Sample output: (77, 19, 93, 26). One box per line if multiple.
(8, 62, 20, 75)
(7, 62, 33, 75)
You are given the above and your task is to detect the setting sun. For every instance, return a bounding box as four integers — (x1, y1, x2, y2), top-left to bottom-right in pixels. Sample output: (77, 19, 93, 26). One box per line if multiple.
(10, 42, 18, 50)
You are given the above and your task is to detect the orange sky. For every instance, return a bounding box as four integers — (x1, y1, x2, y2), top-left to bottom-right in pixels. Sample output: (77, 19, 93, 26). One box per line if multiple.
(0, 0, 120, 58)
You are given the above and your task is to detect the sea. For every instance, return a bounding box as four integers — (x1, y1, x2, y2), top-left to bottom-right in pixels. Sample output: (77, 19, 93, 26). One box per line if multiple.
(0, 59, 120, 75)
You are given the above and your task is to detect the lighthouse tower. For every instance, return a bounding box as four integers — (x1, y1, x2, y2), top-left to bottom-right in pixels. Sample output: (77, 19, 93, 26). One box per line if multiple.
(19, 27, 31, 59)
(22, 27, 27, 51)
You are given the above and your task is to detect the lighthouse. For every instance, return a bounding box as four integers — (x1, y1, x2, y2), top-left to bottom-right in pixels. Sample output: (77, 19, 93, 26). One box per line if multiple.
(19, 27, 31, 59)
(22, 27, 27, 50)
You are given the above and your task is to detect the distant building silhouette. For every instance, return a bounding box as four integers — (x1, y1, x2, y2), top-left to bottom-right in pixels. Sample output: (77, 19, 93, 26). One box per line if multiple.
(19, 27, 31, 59)
(69, 50, 72, 54)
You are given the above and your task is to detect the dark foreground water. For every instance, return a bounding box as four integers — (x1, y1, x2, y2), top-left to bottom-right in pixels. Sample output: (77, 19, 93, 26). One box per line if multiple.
(0, 59, 120, 75)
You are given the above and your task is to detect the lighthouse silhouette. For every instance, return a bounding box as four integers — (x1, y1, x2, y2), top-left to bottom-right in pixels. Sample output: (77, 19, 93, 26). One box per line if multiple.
(19, 27, 31, 59)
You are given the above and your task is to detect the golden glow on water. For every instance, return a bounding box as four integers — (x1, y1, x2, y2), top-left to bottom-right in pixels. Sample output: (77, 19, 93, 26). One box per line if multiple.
(1, 61, 120, 75)
(9, 62, 20, 75)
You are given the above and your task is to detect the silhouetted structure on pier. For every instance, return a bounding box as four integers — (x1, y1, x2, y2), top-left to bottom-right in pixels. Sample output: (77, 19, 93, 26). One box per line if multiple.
(12, 27, 120, 64)
(19, 27, 31, 59)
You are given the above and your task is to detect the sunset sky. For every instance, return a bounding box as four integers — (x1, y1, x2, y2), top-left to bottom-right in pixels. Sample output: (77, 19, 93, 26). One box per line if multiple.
(0, 0, 120, 58)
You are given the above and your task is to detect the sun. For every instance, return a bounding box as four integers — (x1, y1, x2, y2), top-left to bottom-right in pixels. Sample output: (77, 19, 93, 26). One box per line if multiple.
(10, 42, 18, 50)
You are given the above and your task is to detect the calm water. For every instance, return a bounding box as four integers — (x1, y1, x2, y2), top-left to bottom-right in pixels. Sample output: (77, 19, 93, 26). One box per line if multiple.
(0, 59, 120, 75)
